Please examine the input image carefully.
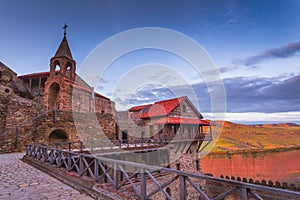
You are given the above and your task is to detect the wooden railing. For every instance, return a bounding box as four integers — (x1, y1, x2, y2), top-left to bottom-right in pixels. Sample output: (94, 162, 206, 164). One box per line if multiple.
(25, 144, 300, 200)
(41, 137, 211, 152)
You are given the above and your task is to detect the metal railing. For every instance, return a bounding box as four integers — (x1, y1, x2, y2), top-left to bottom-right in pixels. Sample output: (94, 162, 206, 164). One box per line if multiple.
(25, 144, 300, 200)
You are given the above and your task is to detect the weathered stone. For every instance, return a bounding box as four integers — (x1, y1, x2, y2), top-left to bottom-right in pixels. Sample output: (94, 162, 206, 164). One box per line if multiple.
(0, 34, 118, 153)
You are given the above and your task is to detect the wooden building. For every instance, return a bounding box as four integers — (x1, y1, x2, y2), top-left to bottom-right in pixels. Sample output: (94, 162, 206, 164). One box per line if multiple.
(119, 96, 210, 142)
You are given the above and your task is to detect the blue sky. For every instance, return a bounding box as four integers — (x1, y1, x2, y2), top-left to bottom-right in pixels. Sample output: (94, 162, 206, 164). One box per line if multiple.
(0, 0, 299, 124)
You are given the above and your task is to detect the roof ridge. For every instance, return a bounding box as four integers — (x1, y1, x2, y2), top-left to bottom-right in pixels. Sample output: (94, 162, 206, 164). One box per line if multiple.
(154, 96, 186, 104)
(129, 104, 152, 111)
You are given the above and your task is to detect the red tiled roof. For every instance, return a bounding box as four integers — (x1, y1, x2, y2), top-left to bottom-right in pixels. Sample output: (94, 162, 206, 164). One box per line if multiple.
(140, 96, 186, 119)
(128, 104, 152, 112)
(18, 71, 51, 78)
(153, 117, 210, 125)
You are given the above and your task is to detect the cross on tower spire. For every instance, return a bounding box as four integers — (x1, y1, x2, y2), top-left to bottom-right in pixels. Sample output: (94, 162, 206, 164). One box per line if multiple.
(63, 23, 68, 36)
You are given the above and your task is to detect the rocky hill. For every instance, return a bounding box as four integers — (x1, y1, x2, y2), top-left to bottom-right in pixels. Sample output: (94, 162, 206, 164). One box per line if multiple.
(207, 121, 300, 154)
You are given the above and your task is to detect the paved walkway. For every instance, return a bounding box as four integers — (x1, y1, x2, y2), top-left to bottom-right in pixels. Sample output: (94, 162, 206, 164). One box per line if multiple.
(0, 153, 94, 200)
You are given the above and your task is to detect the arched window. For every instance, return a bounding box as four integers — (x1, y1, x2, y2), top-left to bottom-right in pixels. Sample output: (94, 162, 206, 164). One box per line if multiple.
(54, 60, 60, 75)
(66, 62, 72, 78)
(48, 82, 60, 109)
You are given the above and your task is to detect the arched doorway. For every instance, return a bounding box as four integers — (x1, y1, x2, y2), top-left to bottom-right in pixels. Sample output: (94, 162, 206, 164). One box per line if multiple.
(48, 82, 60, 109)
(48, 129, 68, 142)
(122, 130, 128, 143)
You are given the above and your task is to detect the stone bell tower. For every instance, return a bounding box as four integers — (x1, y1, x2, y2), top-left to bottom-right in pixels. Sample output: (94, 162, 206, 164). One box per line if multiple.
(44, 23, 76, 111)
(49, 23, 76, 80)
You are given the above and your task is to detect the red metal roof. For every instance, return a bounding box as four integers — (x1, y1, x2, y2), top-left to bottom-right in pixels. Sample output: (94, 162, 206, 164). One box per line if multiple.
(153, 117, 210, 125)
(128, 104, 152, 112)
(140, 96, 186, 119)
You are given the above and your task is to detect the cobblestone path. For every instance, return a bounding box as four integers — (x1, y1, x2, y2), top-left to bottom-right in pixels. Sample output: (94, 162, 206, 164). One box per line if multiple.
(0, 153, 94, 200)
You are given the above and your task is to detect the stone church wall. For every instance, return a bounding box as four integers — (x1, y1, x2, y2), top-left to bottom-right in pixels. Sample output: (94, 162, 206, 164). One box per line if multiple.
(1, 68, 117, 153)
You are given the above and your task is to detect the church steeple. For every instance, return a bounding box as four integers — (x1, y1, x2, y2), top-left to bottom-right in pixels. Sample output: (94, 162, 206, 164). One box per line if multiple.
(49, 23, 76, 80)
(54, 35, 74, 60)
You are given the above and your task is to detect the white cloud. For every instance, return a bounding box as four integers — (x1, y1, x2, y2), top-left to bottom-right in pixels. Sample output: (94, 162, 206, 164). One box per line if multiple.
(203, 112, 300, 124)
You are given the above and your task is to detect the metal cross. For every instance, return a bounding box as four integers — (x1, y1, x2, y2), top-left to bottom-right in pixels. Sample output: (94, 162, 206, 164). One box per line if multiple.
(63, 23, 68, 36)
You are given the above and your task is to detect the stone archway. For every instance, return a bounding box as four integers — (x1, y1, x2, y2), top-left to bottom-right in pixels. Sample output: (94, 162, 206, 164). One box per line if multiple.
(48, 82, 60, 109)
(48, 129, 68, 142)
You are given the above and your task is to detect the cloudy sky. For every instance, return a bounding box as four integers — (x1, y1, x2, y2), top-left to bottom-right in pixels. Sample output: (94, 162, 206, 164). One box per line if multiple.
(0, 0, 299, 124)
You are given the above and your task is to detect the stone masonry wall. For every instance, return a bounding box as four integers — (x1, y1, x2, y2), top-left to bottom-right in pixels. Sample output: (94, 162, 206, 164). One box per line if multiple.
(151, 149, 204, 200)
(0, 93, 44, 153)
(116, 111, 145, 140)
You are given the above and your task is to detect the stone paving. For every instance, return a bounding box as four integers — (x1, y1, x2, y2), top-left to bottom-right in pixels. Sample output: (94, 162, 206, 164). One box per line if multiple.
(0, 153, 94, 200)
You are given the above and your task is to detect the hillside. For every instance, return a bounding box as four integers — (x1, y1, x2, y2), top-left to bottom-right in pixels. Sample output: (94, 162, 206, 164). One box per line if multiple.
(206, 121, 300, 154)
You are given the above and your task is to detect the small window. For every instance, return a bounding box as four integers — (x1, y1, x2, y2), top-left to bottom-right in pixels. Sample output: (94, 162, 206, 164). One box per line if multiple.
(149, 125, 154, 135)
(182, 105, 187, 113)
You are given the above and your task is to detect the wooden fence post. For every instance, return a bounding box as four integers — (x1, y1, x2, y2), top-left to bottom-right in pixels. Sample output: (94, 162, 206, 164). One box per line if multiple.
(179, 175, 187, 200)
(94, 159, 99, 182)
(239, 187, 248, 200)
(140, 168, 146, 200)
(67, 153, 72, 171)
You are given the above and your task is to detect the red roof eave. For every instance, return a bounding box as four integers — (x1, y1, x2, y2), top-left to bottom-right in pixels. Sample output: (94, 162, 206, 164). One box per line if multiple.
(18, 71, 51, 79)
(153, 117, 210, 126)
